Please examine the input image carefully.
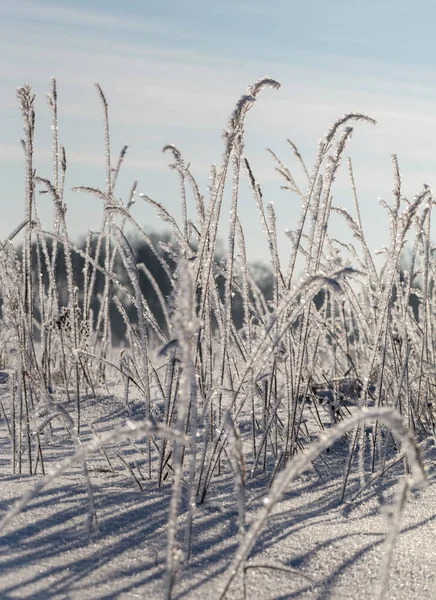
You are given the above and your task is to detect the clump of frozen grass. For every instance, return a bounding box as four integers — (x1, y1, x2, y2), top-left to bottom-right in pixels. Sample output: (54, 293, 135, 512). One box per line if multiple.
(0, 76, 435, 599)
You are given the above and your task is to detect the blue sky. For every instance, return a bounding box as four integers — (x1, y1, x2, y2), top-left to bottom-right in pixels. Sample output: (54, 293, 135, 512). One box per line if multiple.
(2, 0, 436, 265)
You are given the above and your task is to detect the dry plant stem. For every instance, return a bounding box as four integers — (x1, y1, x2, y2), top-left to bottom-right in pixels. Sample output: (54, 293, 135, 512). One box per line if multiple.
(416, 206, 431, 414)
(163, 145, 205, 227)
(220, 150, 243, 428)
(158, 352, 178, 488)
(225, 412, 246, 535)
(36, 177, 80, 429)
(16, 85, 35, 332)
(11, 373, 16, 474)
(16, 88, 36, 458)
(137, 262, 171, 334)
(236, 219, 256, 458)
(87, 84, 112, 368)
(166, 260, 197, 599)
(114, 228, 152, 477)
(46, 78, 61, 309)
(111, 144, 128, 190)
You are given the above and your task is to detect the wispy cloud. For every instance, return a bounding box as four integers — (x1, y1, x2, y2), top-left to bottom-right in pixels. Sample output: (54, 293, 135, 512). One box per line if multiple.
(1, 1, 183, 39)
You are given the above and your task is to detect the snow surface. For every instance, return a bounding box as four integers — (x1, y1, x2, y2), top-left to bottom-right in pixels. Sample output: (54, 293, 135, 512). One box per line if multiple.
(0, 391, 435, 599)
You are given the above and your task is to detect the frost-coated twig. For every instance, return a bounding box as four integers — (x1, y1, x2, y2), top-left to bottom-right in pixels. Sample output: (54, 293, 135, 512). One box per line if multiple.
(166, 259, 197, 598)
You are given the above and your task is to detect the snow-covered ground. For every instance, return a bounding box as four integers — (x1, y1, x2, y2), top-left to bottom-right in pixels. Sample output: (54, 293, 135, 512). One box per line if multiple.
(0, 392, 435, 599)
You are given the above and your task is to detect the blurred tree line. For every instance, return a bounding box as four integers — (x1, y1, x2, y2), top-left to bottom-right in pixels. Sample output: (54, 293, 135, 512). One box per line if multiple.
(12, 234, 423, 348)
(25, 231, 274, 344)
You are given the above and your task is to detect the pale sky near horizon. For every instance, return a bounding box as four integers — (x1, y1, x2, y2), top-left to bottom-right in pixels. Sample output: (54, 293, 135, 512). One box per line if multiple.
(2, 0, 436, 267)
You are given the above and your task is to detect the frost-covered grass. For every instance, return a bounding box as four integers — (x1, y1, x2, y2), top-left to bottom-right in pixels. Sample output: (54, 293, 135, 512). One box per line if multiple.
(0, 78, 435, 599)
